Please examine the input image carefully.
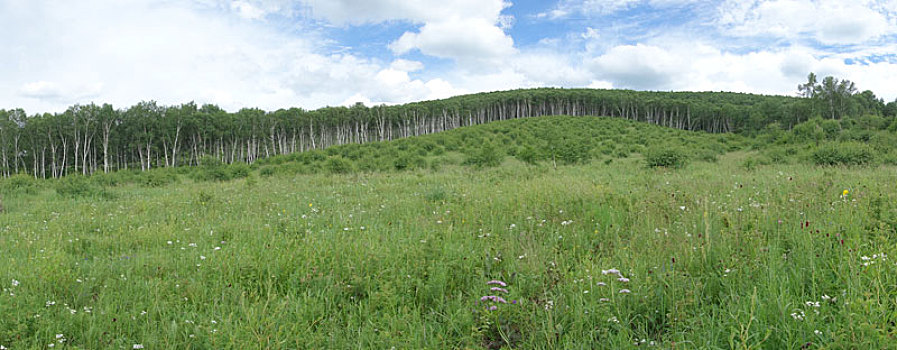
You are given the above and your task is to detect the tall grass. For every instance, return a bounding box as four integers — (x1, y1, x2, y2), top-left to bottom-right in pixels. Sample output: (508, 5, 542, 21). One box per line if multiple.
(2, 151, 896, 348)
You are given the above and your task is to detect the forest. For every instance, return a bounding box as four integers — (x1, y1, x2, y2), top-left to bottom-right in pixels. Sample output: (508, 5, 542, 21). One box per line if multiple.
(2, 73, 895, 179)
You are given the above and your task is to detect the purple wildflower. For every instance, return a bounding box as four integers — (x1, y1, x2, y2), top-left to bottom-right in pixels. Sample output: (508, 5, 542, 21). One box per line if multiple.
(480, 295, 508, 303)
(602, 269, 621, 276)
(486, 280, 507, 287)
(617, 277, 630, 283)
(490, 287, 509, 293)
(488, 306, 498, 311)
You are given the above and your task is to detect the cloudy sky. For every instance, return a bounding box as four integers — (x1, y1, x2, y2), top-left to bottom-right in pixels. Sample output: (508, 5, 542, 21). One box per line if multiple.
(2, 0, 896, 114)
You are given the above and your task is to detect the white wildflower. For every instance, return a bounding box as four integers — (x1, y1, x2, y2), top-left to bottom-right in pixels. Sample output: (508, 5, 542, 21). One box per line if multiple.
(11, 279, 19, 287)
(619, 289, 631, 294)
(602, 269, 621, 276)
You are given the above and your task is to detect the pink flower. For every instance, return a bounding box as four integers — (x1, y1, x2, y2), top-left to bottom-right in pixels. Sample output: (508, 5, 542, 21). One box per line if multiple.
(480, 295, 508, 303)
(486, 280, 507, 287)
(490, 287, 509, 294)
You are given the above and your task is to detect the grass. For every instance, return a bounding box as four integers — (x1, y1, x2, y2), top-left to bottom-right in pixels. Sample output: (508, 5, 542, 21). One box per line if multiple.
(2, 131, 897, 348)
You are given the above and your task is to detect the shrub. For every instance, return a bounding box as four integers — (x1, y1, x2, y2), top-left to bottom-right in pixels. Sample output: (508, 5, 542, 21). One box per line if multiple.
(516, 146, 539, 165)
(55, 175, 112, 198)
(812, 142, 875, 166)
(325, 156, 354, 174)
(644, 147, 688, 168)
(143, 170, 180, 187)
(1, 174, 41, 194)
(393, 153, 427, 171)
(463, 143, 503, 168)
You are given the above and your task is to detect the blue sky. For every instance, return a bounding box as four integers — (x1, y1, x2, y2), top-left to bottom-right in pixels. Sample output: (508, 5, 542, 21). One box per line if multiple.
(2, 0, 896, 113)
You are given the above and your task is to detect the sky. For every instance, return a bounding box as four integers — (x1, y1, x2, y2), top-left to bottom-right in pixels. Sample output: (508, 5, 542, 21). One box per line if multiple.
(2, 0, 896, 114)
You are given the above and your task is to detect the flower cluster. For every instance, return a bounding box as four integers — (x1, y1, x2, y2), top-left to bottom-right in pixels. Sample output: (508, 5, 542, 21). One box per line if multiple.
(601, 268, 632, 294)
(860, 253, 887, 267)
(480, 280, 517, 311)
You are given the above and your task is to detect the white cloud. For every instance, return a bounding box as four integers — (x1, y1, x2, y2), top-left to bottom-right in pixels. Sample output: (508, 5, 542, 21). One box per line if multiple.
(0, 0, 471, 113)
(301, 0, 509, 24)
(584, 40, 897, 100)
(541, 0, 703, 18)
(718, 0, 894, 45)
(390, 18, 517, 65)
(390, 59, 424, 72)
(589, 44, 684, 90)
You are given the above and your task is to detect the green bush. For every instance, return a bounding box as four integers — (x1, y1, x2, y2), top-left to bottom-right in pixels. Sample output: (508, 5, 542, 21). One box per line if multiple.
(143, 170, 180, 187)
(812, 142, 875, 166)
(515, 146, 539, 165)
(393, 153, 427, 171)
(644, 146, 688, 168)
(1, 174, 41, 194)
(463, 143, 503, 168)
(55, 175, 112, 198)
(228, 163, 251, 179)
(325, 156, 354, 174)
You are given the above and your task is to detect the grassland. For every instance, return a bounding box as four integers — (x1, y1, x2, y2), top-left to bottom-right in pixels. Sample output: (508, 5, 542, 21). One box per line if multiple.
(2, 117, 897, 349)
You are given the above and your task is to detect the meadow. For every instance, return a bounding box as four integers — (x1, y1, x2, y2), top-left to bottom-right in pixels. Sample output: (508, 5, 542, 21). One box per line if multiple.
(2, 116, 897, 349)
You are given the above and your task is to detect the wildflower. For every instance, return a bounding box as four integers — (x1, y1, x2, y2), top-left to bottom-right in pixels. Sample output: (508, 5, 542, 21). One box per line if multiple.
(597, 282, 607, 286)
(619, 289, 631, 294)
(842, 190, 849, 196)
(480, 295, 508, 304)
(599, 298, 610, 302)
(200, 256, 206, 260)
(602, 269, 621, 276)
(617, 277, 630, 283)
(486, 280, 507, 287)
(490, 287, 509, 294)
(11, 279, 19, 287)
(607, 316, 619, 323)
(488, 305, 498, 311)
(133, 345, 145, 349)
(46, 301, 56, 307)
(814, 330, 822, 336)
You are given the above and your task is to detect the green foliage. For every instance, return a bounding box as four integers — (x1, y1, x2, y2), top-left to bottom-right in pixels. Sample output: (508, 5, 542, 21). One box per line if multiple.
(812, 142, 876, 166)
(463, 142, 504, 168)
(191, 156, 250, 181)
(553, 138, 591, 165)
(644, 146, 689, 168)
(1, 174, 41, 194)
(54, 175, 112, 198)
(142, 169, 180, 187)
(325, 156, 354, 174)
(516, 146, 539, 165)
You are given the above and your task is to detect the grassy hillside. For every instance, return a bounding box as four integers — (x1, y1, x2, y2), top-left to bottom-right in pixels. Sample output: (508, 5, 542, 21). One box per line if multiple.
(2, 116, 897, 348)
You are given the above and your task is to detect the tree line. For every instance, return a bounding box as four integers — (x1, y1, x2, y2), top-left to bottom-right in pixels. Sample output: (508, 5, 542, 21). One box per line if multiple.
(1, 74, 895, 178)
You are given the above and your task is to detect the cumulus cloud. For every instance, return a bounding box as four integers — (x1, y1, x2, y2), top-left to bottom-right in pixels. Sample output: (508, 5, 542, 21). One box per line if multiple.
(718, 0, 894, 45)
(0, 0, 471, 113)
(584, 40, 897, 100)
(301, 0, 509, 24)
(390, 18, 517, 65)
